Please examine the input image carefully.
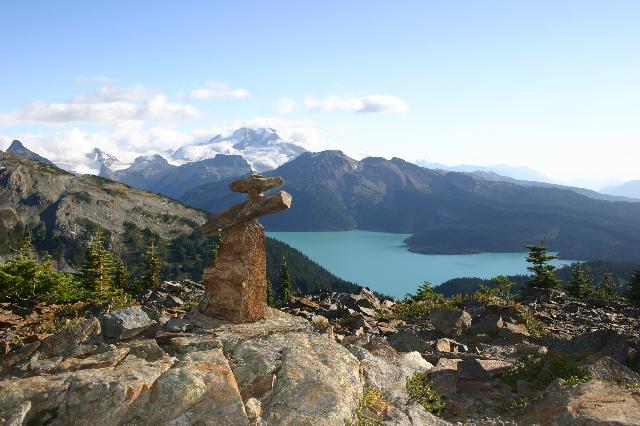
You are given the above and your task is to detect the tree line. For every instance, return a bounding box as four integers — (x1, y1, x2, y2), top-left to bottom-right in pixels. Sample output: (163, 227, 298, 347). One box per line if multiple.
(0, 232, 164, 308)
(524, 240, 640, 303)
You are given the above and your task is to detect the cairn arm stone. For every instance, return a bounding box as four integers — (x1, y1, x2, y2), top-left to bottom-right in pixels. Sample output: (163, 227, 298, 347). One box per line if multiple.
(200, 190, 292, 236)
(230, 175, 284, 194)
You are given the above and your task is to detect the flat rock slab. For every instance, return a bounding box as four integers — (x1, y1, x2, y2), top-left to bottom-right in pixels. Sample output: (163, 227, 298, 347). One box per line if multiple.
(125, 349, 248, 426)
(0, 356, 173, 425)
(28, 348, 130, 375)
(188, 308, 311, 353)
(349, 344, 433, 405)
(228, 331, 363, 425)
(170, 335, 222, 354)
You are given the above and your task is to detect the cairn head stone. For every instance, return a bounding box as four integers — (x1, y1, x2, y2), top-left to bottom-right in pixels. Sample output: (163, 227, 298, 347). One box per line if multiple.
(199, 173, 291, 236)
(230, 173, 284, 195)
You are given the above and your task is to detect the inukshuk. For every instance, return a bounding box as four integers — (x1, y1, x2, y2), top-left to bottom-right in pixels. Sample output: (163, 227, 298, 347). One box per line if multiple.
(199, 173, 292, 322)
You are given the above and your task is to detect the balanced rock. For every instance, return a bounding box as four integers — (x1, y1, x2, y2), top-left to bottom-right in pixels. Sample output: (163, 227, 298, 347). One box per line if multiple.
(200, 172, 291, 323)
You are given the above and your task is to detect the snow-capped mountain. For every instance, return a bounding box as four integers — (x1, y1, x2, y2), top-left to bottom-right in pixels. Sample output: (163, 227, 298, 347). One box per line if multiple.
(55, 148, 130, 176)
(172, 127, 307, 172)
(11, 127, 305, 187)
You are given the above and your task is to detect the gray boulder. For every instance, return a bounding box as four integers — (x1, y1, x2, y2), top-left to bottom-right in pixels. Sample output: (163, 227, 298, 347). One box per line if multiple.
(100, 306, 155, 340)
(164, 318, 194, 333)
(429, 309, 472, 337)
(387, 330, 432, 353)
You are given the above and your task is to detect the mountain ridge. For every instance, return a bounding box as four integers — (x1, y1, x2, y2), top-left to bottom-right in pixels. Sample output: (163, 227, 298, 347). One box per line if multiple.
(181, 150, 640, 261)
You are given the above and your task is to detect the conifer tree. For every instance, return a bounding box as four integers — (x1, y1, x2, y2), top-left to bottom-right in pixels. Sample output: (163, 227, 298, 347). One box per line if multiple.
(411, 281, 437, 302)
(625, 267, 640, 305)
(490, 275, 515, 300)
(525, 241, 561, 289)
(112, 255, 129, 290)
(80, 230, 114, 296)
(567, 262, 592, 298)
(11, 234, 33, 259)
(266, 277, 276, 307)
(144, 239, 161, 290)
(596, 273, 617, 300)
(279, 257, 294, 305)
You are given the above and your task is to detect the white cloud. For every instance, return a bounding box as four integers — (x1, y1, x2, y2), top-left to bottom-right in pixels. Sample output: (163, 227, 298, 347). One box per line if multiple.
(0, 85, 201, 127)
(275, 97, 296, 115)
(1, 128, 200, 165)
(187, 81, 250, 100)
(304, 94, 408, 114)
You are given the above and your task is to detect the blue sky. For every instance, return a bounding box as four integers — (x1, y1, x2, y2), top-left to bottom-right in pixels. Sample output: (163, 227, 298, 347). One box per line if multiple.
(1, 1, 639, 188)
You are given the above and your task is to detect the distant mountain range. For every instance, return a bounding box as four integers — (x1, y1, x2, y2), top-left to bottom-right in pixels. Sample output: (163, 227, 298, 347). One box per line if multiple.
(28, 127, 305, 197)
(0, 150, 204, 262)
(105, 154, 252, 199)
(601, 180, 640, 200)
(415, 160, 551, 182)
(6, 135, 640, 262)
(182, 150, 640, 261)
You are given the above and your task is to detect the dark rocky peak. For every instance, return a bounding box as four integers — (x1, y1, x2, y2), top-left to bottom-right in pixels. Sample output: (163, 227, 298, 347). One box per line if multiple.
(196, 154, 251, 168)
(87, 147, 119, 164)
(6, 140, 54, 165)
(275, 150, 359, 182)
(128, 154, 173, 170)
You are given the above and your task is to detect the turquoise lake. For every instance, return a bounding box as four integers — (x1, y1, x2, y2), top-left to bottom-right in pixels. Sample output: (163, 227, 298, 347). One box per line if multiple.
(267, 230, 576, 298)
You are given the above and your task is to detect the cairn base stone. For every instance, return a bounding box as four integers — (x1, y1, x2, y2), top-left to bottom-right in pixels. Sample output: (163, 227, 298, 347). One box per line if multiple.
(201, 219, 268, 323)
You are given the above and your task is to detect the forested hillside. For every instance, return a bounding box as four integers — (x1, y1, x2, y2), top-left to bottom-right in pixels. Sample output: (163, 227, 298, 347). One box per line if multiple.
(0, 152, 360, 294)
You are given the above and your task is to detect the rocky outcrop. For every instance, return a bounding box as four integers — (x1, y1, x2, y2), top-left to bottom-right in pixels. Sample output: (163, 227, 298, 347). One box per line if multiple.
(2, 285, 640, 425)
(0, 310, 365, 426)
(274, 287, 640, 424)
(520, 380, 640, 425)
